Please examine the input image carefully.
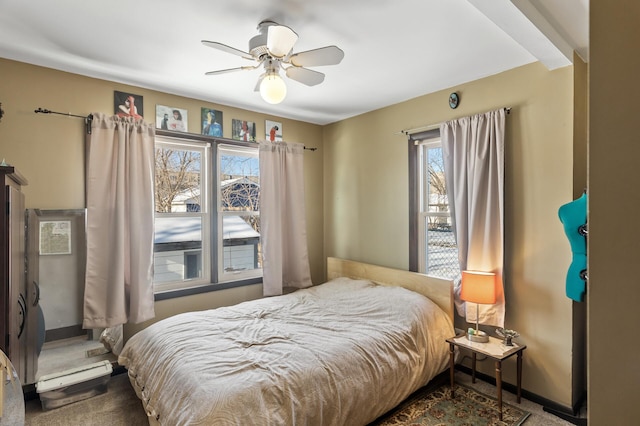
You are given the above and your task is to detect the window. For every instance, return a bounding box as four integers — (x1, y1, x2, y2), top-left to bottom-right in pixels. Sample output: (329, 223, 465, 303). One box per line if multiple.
(154, 138, 208, 291)
(409, 130, 460, 280)
(153, 135, 261, 295)
(217, 144, 261, 281)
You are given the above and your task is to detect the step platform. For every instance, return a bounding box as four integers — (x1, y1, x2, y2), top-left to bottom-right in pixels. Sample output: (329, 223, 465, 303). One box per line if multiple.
(35, 360, 112, 410)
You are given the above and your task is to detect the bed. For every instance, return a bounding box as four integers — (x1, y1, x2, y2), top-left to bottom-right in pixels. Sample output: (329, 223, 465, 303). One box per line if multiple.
(118, 257, 455, 425)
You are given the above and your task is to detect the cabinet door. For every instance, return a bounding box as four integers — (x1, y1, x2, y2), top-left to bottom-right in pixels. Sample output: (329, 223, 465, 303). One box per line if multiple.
(8, 185, 26, 383)
(25, 209, 40, 385)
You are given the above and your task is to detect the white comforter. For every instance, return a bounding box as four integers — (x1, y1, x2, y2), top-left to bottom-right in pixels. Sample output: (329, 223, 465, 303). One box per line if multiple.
(118, 277, 454, 426)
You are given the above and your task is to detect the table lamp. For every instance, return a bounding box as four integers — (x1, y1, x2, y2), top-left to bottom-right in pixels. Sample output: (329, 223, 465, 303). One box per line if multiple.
(461, 270, 496, 343)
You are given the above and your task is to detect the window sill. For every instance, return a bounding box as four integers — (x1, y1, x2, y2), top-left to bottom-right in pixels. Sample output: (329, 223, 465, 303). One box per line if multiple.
(154, 277, 262, 301)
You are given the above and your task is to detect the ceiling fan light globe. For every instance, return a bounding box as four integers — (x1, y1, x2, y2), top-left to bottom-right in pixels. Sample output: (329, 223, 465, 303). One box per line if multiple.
(260, 73, 287, 104)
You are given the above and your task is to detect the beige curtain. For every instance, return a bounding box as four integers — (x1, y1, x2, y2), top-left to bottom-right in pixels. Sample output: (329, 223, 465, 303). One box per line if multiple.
(83, 113, 155, 328)
(259, 141, 312, 296)
(441, 108, 506, 328)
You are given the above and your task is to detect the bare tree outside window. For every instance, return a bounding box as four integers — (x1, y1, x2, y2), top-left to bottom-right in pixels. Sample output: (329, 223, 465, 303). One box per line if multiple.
(427, 146, 447, 200)
(155, 147, 201, 213)
(220, 156, 260, 210)
(219, 148, 261, 274)
(422, 143, 459, 279)
(153, 142, 206, 287)
(220, 152, 260, 231)
(153, 139, 263, 288)
(426, 146, 451, 231)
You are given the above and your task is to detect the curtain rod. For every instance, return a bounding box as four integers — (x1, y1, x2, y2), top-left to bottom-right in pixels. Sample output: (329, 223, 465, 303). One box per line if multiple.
(34, 108, 318, 149)
(35, 107, 94, 134)
(399, 107, 512, 136)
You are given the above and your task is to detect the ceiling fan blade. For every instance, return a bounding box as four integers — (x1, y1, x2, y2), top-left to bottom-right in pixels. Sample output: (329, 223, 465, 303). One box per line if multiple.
(267, 25, 298, 58)
(289, 45, 344, 67)
(201, 40, 253, 60)
(205, 65, 257, 76)
(285, 66, 325, 86)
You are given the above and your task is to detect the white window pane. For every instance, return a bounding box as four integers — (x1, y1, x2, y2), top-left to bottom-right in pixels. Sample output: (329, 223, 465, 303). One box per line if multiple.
(418, 141, 460, 280)
(154, 216, 204, 284)
(155, 145, 202, 214)
(221, 214, 261, 277)
(153, 137, 262, 292)
(219, 145, 259, 213)
(425, 217, 460, 279)
(153, 138, 211, 291)
(218, 144, 262, 281)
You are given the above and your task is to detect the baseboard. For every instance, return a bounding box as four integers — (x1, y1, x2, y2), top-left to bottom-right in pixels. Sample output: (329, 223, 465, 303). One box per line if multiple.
(45, 325, 85, 342)
(543, 406, 587, 425)
(455, 365, 585, 424)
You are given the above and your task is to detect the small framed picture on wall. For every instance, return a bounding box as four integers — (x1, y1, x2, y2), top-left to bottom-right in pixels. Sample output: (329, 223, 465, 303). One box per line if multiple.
(156, 105, 188, 132)
(265, 120, 282, 142)
(39, 220, 72, 255)
(232, 119, 256, 142)
(202, 108, 223, 137)
(114, 91, 143, 119)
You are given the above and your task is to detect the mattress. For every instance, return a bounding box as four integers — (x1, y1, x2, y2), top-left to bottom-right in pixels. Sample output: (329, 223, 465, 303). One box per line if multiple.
(118, 277, 454, 425)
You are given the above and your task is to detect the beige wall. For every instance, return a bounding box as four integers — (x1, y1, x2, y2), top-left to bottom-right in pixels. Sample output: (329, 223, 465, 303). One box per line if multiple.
(588, 2, 640, 424)
(0, 57, 325, 334)
(324, 62, 576, 406)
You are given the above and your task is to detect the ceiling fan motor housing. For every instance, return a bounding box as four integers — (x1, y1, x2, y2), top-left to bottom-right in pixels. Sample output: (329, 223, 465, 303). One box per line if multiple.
(249, 20, 278, 59)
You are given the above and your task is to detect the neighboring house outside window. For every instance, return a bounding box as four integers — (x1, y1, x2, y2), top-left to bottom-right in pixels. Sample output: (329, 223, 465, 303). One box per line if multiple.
(409, 130, 460, 281)
(153, 135, 261, 296)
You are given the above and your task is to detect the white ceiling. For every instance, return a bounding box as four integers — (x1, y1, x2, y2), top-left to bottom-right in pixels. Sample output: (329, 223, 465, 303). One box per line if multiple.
(0, 0, 588, 125)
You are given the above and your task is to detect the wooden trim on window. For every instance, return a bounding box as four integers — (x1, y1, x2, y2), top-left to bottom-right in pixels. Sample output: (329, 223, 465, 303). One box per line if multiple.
(408, 138, 419, 272)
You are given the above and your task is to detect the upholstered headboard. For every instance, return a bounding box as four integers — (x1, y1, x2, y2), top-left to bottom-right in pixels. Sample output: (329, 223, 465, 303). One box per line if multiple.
(327, 257, 454, 322)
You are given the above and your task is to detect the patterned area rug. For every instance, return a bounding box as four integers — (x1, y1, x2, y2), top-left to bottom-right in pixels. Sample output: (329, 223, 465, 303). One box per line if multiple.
(374, 382, 531, 426)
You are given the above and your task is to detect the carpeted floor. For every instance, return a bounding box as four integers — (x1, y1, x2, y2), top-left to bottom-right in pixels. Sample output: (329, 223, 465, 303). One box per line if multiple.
(24, 372, 148, 426)
(24, 370, 578, 425)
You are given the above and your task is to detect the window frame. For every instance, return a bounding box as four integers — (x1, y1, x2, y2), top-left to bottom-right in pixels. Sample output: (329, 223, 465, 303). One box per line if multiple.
(408, 128, 459, 279)
(216, 143, 262, 283)
(153, 130, 262, 301)
(153, 136, 210, 292)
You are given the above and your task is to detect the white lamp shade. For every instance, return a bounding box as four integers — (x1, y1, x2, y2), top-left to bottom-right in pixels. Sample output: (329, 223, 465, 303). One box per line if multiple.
(260, 73, 287, 104)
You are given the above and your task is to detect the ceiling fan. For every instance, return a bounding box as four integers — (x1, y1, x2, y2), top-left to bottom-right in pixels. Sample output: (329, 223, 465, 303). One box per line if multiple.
(202, 20, 344, 104)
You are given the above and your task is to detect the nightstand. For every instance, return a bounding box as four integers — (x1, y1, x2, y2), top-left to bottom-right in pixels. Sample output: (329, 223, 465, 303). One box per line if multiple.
(446, 334, 526, 421)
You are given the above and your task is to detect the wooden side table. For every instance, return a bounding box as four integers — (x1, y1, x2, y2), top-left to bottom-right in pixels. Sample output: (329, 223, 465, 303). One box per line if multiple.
(446, 334, 526, 421)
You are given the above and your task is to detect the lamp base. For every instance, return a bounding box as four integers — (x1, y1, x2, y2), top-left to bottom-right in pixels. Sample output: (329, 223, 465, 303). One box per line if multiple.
(467, 330, 489, 343)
